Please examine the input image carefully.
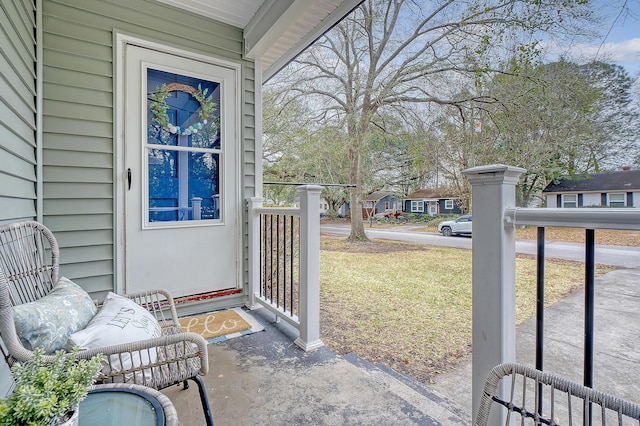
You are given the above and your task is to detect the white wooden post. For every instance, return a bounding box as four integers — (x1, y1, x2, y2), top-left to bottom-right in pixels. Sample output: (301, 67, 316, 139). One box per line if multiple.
(462, 164, 525, 424)
(247, 197, 263, 309)
(295, 184, 324, 351)
(191, 197, 202, 220)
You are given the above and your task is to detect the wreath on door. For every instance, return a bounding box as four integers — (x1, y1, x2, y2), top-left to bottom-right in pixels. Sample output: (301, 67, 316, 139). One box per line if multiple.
(149, 83, 217, 136)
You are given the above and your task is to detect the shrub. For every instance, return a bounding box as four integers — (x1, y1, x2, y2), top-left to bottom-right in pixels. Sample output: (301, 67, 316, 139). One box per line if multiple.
(0, 348, 102, 426)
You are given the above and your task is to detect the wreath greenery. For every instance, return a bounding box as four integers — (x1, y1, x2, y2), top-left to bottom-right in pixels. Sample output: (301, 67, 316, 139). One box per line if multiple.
(149, 82, 217, 136)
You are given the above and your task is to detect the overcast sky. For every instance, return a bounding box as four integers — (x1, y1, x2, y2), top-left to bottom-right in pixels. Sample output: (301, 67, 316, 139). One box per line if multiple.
(547, 0, 640, 76)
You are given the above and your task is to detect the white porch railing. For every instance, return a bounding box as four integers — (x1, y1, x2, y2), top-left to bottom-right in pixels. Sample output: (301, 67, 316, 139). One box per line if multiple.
(463, 164, 640, 425)
(248, 185, 324, 352)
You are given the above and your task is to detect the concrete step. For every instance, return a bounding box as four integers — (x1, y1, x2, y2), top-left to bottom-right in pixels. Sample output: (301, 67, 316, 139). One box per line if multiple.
(342, 352, 471, 425)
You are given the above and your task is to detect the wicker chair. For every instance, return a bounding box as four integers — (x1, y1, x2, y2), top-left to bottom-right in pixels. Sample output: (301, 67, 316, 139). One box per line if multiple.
(0, 221, 214, 426)
(476, 363, 640, 425)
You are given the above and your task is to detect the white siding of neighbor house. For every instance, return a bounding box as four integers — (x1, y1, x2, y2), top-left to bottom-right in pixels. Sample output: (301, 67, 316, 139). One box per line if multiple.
(42, 0, 256, 297)
(545, 195, 557, 208)
(0, 0, 37, 224)
(583, 193, 601, 207)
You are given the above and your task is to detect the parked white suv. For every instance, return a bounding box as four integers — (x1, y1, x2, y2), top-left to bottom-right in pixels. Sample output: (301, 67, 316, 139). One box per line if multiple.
(437, 215, 472, 237)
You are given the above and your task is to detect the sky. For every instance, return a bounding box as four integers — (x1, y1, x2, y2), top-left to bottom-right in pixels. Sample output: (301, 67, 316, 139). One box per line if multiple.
(548, 0, 640, 77)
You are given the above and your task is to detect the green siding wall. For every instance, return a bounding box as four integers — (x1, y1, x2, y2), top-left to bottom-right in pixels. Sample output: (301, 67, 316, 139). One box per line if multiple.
(0, 0, 35, 396)
(42, 0, 256, 296)
(0, 0, 36, 224)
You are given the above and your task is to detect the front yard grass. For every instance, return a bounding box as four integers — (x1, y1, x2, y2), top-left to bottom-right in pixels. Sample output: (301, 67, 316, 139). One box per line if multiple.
(319, 236, 614, 384)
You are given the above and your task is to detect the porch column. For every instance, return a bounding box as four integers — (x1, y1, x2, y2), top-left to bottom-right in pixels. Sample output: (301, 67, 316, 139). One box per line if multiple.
(247, 196, 264, 309)
(461, 164, 525, 424)
(295, 184, 324, 351)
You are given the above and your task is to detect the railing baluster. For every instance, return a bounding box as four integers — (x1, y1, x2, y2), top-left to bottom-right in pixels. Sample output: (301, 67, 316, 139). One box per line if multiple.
(584, 229, 595, 426)
(276, 214, 280, 308)
(584, 228, 595, 389)
(269, 214, 274, 303)
(283, 215, 287, 313)
(536, 226, 545, 417)
(261, 214, 266, 298)
(290, 215, 295, 316)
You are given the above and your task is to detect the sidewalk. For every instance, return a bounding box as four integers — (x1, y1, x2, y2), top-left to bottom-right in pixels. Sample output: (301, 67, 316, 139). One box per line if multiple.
(429, 267, 640, 416)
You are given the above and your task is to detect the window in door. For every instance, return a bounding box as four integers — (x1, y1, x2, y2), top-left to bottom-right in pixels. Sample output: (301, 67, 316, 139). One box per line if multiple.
(609, 193, 626, 207)
(146, 68, 221, 224)
(562, 194, 577, 208)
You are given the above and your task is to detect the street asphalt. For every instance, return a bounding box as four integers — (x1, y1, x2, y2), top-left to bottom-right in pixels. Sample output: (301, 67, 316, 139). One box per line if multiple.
(321, 224, 640, 267)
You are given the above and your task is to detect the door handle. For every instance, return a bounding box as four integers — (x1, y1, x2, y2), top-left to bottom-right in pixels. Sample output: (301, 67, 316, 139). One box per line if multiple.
(127, 168, 132, 190)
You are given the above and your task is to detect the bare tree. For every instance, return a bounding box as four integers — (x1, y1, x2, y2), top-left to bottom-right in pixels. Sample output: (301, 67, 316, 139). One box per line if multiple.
(271, 0, 593, 240)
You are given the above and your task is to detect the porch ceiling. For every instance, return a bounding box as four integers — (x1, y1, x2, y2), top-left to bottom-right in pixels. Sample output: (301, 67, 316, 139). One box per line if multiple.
(153, 0, 362, 81)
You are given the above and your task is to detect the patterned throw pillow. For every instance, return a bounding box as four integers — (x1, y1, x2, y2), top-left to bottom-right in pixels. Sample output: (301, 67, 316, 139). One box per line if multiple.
(67, 292, 162, 383)
(12, 277, 97, 354)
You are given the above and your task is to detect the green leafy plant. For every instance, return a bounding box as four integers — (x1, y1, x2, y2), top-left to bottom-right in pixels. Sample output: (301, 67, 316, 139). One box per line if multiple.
(0, 348, 102, 426)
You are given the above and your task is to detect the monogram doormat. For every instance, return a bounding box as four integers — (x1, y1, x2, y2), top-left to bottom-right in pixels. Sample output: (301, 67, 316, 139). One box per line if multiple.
(179, 307, 264, 344)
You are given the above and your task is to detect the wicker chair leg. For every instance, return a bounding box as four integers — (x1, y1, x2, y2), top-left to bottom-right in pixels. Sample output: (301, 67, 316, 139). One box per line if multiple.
(190, 375, 214, 426)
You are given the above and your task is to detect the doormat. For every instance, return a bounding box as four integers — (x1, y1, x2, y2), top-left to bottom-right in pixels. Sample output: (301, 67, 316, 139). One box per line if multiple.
(179, 307, 264, 344)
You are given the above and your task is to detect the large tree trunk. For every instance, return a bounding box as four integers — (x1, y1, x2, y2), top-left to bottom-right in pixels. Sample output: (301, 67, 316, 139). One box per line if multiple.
(348, 145, 368, 241)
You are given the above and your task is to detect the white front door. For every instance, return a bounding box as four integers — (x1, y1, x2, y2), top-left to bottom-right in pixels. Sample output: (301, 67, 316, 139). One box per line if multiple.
(122, 45, 239, 298)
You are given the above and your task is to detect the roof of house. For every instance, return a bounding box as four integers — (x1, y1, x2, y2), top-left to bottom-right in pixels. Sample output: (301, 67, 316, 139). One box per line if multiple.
(159, 0, 362, 81)
(542, 170, 640, 193)
(364, 191, 395, 202)
(404, 189, 458, 200)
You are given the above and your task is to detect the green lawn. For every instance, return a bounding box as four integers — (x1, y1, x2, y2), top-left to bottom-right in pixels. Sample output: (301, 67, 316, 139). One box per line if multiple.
(319, 236, 613, 383)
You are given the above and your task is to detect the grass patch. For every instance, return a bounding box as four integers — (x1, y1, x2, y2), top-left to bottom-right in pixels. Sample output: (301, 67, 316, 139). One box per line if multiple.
(319, 236, 613, 383)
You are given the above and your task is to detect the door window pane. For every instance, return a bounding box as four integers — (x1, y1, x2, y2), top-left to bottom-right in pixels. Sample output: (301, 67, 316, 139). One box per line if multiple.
(146, 68, 222, 223)
(147, 69, 220, 149)
(148, 150, 220, 222)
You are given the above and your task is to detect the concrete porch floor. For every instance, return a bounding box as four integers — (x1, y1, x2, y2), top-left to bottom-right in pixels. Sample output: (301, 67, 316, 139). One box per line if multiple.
(163, 308, 470, 426)
(163, 268, 640, 425)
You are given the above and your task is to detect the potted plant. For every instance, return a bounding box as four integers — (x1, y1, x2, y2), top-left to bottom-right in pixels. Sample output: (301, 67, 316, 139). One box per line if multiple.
(0, 347, 102, 426)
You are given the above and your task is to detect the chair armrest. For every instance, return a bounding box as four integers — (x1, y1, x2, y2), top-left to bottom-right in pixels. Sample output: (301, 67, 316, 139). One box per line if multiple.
(72, 331, 209, 376)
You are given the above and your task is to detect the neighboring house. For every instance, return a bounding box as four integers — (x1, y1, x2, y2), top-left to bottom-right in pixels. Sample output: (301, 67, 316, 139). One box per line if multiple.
(361, 191, 401, 218)
(403, 189, 463, 215)
(542, 169, 640, 208)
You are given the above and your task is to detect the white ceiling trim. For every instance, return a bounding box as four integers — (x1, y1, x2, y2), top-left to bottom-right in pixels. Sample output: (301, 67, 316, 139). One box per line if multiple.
(153, 0, 362, 80)
(154, 0, 263, 28)
(260, 0, 362, 81)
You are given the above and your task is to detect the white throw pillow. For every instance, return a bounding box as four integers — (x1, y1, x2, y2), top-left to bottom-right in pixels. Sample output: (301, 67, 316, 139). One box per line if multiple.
(67, 292, 162, 383)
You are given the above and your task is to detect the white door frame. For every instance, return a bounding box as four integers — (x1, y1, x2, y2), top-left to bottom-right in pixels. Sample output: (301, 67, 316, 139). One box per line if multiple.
(113, 32, 242, 294)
